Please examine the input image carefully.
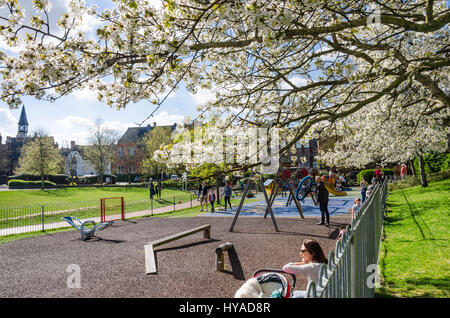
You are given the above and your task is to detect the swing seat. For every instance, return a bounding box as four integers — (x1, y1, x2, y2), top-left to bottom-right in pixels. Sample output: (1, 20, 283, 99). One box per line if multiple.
(61, 216, 115, 241)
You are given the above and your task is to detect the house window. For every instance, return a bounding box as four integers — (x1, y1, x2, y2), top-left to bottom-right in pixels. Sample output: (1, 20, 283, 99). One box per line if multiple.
(129, 165, 135, 173)
(129, 147, 135, 156)
(118, 148, 124, 157)
(118, 165, 124, 173)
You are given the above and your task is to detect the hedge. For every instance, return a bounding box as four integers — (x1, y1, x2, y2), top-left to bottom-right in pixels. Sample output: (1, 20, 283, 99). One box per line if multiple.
(357, 168, 394, 184)
(9, 174, 69, 184)
(8, 179, 57, 189)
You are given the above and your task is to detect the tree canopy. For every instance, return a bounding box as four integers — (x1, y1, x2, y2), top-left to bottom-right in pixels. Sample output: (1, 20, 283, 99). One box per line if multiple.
(15, 129, 63, 189)
(1, 0, 448, 169)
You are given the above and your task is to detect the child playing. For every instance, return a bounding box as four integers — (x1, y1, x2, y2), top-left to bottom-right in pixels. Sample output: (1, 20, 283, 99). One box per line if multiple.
(208, 189, 216, 212)
(352, 198, 361, 220)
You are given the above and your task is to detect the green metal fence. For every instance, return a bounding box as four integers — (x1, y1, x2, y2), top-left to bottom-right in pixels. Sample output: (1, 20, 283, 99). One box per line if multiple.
(306, 179, 388, 298)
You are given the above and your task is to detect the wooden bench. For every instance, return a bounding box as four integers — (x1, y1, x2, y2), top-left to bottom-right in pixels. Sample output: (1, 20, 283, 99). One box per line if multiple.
(145, 224, 211, 274)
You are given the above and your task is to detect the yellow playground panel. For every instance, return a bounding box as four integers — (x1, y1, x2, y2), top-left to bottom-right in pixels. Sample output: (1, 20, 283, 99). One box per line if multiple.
(263, 179, 275, 196)
(323, 176, 347, 196)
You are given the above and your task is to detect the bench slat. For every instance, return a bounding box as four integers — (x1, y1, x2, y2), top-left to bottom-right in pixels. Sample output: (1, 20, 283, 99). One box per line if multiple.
(145, 224, 211, 274)
(150, 224, 211, 247)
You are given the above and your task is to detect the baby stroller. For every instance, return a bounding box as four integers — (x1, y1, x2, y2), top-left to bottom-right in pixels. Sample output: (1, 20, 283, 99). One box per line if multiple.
(235, 269, 296, 298)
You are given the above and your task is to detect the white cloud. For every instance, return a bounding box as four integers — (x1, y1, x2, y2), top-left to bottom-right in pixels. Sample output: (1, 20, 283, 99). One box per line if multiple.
(0, 107, 18, 140)
(150, 111, 184, 126)
(281, 76, 308, 89)
(190, 88, 216, 105)
(71, 87, 99, 101)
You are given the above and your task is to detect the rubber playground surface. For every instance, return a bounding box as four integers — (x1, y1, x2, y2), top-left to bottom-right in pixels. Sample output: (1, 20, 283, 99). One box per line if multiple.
(204, 193, 356, 217)
(0, 192, 356, 298)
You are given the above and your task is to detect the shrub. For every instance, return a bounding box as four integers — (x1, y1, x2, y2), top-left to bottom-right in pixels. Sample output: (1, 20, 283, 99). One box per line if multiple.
(8, 179, 57, 189)
(357, 168, 394, 184)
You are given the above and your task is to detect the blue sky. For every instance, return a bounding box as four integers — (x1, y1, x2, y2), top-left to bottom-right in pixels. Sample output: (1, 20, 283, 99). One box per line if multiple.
(0, 0, 208, 146)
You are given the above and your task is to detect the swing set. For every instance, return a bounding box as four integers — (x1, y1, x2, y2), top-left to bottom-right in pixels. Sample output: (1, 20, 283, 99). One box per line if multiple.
(229, 166, 315, 232)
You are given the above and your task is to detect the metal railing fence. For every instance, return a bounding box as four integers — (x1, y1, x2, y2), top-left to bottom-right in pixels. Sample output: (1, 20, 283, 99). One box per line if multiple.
(0, 191, 194, 242)
(306, 179, 388, 298)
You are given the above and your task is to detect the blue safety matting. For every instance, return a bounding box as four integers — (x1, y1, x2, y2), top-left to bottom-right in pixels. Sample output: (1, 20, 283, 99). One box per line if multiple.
(203, 196, 354, 217)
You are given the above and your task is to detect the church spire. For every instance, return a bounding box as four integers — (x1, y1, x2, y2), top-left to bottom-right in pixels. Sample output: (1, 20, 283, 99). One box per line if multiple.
(17, 106, 29, 138)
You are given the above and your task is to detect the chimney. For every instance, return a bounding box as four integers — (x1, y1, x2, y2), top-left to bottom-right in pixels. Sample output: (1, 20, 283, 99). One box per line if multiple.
(153, 122, 157, 127)
(71, 141, 75, 149)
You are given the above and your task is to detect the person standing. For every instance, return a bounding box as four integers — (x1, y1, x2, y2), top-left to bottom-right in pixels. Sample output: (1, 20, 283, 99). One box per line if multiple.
(315, 176, 330, 226)
(223, 181, 232, 211)
(208, 189, 216, 212)
(360, 177, 368, 203)
(157, 180, 162, 198)
(199, 181, 209, 212)
(375, 165, 382, 182)
(149, 178, 155, 200)
(352, 198, 361, 220)
(400, 164, 407, 180)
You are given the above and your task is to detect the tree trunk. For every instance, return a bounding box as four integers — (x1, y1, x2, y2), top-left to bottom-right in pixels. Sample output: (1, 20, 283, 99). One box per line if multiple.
(216, 175, 221, 205)
(41, 174, 45, 190)
(409, 160, 416, 177)
(418, 155, 428, 188)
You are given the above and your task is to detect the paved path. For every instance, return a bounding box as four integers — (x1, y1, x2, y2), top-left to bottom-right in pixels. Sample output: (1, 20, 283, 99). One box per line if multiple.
(0, 199, 202, 237)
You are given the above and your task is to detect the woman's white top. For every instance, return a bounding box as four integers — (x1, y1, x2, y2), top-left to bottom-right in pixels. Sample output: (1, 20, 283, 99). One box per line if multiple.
(282, 262, 322, 285)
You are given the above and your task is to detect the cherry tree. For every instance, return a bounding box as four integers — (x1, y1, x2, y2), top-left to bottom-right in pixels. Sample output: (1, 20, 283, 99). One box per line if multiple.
(1, 0, 448, 170)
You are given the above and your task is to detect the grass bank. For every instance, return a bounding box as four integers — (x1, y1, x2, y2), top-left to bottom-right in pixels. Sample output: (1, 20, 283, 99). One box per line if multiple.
(376, 178, 450, 298)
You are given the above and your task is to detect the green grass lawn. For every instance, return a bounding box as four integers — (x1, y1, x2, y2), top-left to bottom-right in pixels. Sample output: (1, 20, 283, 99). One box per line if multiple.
(376, 178, 450, 298)
(0, 187, 193, 228)
(0, 186, 191, 206)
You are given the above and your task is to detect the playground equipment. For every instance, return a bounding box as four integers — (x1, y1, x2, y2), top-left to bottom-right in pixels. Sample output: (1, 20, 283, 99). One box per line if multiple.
(100, 197, 125, 222)
(229, 168, 304, 232)
(323, 176, 347, 196)
(295, 176, 317, 202)
(145, 224, 211, 274)
(61, 216, 115, 241)
(235, 269, 296, 298)
(215, 242, 234, 272)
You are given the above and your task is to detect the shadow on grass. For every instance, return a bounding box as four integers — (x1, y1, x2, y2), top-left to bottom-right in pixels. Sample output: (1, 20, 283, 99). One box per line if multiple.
(376, 276, 450, 298)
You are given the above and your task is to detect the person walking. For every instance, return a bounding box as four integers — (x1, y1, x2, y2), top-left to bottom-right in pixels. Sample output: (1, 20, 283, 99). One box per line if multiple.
(199, 181, 209, 212)
(315, 176, 330, 226)
(223, 181, 232, 211)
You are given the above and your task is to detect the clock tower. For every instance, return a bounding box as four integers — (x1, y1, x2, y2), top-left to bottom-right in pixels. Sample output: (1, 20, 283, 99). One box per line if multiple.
(17, 106, 29, 138)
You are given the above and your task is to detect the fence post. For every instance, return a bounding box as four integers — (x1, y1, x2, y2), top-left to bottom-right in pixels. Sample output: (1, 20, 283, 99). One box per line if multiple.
(41, 205, 45, 232)
(173, 196, 176, 211)
(151, 198, 153, 216)
(190, 193, 192, 208)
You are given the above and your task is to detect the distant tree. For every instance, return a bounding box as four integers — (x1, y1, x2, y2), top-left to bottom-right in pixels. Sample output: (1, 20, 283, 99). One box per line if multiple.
(0, 145, 10, 176)
(85, 119, 118, 184)
(15, 129, 63, 189)
(141, 126, 174, 178)
(65, 152, 79, 184)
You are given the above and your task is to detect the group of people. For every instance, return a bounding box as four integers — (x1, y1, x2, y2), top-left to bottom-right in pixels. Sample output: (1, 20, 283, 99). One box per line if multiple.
(148, 178, 162, 199)
(198, 180, 233, 212)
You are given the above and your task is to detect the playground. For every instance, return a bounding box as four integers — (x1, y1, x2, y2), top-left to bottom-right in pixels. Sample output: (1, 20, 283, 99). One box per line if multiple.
(0, 184, 355, 297)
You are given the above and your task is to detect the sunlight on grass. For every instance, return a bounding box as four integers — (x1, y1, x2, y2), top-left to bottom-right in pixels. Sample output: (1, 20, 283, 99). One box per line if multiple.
(376, 178, 450, 298)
